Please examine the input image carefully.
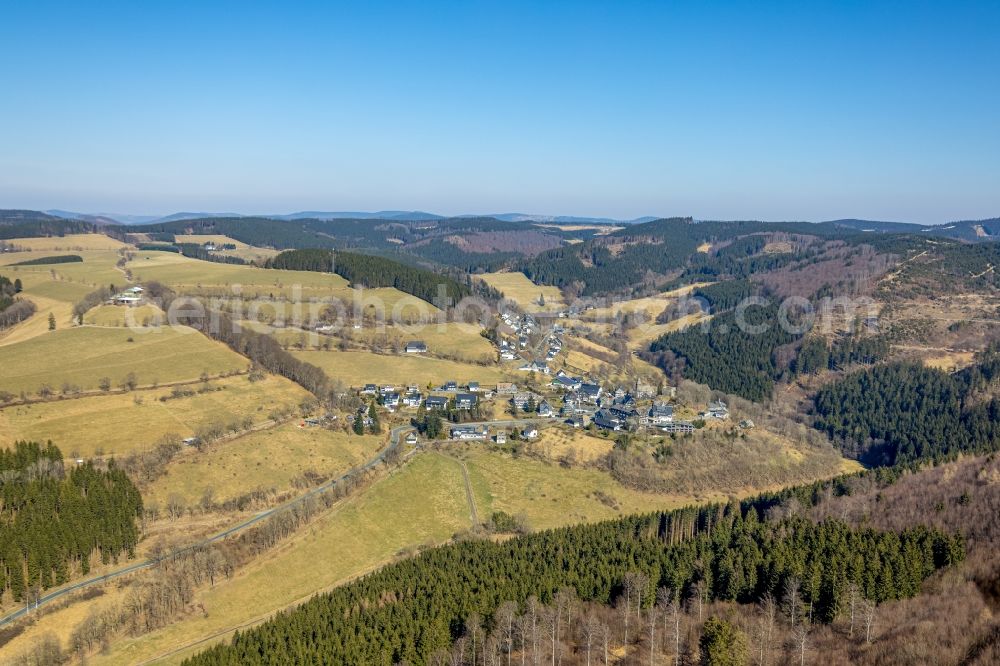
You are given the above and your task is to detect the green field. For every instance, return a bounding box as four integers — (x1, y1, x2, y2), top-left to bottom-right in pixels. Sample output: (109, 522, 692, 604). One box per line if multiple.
(459, 448, 698, 530)
(0, 234, 127, 252)
(478, 271, 566, 312)
(0, 325, 247, 395)
(126, 250, 438, 318)
(0, 374, 309, 458)
(1, 248, 126, 288)
(83, 303, 165, 327)
(15, 278, 94, 303)
(88, 453, 472, 665)
(146, 423, 384, 508)
(291, 349, 509, 388)
(173, 234, 281, 262)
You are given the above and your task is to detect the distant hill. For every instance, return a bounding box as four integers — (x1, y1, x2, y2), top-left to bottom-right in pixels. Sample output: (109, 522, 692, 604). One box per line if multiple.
(148, 211, 245, 224)
(825, 218, 928, 233)
(44, 209, 128, 226)
(485, 213, 655, 225)
(0, 209, 65, 223)
(276, 211, 444, 221)
(0, 210, 97, 239)
(828, 217, 1000, 242)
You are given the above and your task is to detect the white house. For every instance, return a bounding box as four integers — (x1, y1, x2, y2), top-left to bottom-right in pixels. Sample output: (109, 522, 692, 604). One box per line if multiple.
(451, 425, 488, 440)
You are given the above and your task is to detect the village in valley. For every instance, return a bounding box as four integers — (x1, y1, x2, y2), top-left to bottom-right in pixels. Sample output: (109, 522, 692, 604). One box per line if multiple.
(340, 300, 738, 448)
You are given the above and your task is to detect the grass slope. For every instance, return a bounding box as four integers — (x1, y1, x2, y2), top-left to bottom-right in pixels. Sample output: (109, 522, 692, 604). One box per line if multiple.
(479, 271, 566, 312)
(146, 424, 384, 508)
(292, 349, 507, 387)
(88, 453, 471, 665)
(0, 375, 309, 458)
(0, 325, 247, 395)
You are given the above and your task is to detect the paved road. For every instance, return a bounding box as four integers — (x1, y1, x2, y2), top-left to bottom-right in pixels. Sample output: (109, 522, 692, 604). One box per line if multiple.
(0, 417, 552, 628)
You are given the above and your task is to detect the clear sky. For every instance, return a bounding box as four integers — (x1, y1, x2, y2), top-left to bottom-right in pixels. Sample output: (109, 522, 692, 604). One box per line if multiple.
(1, 0, 998, 222)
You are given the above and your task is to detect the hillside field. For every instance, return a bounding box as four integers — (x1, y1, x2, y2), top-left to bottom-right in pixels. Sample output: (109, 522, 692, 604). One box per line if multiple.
(0, 374, 309, 458)
(145, 424, 384, 509)
(83, 303, 165, 327)
(0, 233, 127, 251)
(83, 453, 473, 665)
(0, 325, 247, 395)
(478, 271, 566, 312)
(291, 349, 508, 387)
(173, 234, 281, 262)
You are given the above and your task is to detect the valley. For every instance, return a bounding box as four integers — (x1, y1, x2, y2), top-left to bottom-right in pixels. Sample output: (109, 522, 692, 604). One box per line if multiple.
(2, 212, 1000, 665)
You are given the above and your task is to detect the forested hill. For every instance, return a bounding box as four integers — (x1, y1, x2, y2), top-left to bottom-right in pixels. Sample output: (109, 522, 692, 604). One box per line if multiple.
(812, 351, 1000, 466)
(516, 216, 1000, 297)
(0, 442, 143, 601)
(266, 248, 473, 305)
(0, 210, 96, 239)
(184, 495, 961, 665)
(517, 218, 871, 296)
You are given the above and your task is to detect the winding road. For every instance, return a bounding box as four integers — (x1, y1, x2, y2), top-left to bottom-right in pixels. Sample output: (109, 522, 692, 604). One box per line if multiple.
(0, 417, 551, 628)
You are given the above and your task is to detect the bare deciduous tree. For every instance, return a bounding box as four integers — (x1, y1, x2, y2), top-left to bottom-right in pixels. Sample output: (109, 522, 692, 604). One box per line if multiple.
(783, 577, 802, 626)
(846, 582, 859, 640)
(579, 613, 601, 666)
(495, 600, 519, 666)
(792, 623, 809, 666)
(862, 599, 877, 644)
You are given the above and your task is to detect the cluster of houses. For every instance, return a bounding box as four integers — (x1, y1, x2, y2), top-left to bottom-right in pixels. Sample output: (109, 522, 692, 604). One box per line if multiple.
(110, 285, 144, 306)
(497, 310, 566, 369)
(360, 380, 490, 413)
(356, 363, 734, 444)
(449, 423, 538, 442)
(496, 310, 534, 362)
(502, 369, 731, 435)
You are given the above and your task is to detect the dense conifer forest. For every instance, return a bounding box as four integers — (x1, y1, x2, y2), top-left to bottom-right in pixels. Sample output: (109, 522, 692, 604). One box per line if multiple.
(0, 214, 95, 240)
(183, 496, 960, 665)
(649, 303, 802, 402)
(811, 356, 1000, 465)
(0, 442, 143, 603)
(266, 248, 472, 304)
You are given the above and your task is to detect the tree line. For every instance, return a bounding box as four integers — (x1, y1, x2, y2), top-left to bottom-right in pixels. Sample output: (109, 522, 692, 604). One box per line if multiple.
(182, 499, 960, 665)
(9, 254, 83, 266)
(266, 248, 472, 305)
(157, 283, 332, 400)
(0, 441, 143, 603)
(0, 274, 36, 329)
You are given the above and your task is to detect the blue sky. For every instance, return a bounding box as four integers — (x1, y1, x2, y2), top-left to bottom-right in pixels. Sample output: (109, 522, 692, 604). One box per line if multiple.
(1, 0, 998, 222)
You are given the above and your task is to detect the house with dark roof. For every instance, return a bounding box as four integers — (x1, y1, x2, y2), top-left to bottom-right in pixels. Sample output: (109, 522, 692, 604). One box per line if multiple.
(592, 409, 622, 431)
(578, 383, 602, 403)
(425, 395, 449, 410)
(647, 402, 675, 425)
(455, 393, 477, 409)
(405, 340, 427, 353)
(551, 374, 582, 391)
(402, 392, 423, 408)
(660, 420, 695, 434)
